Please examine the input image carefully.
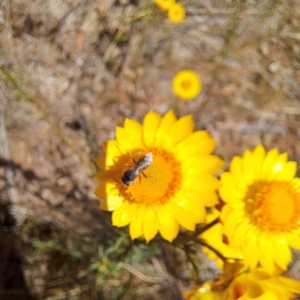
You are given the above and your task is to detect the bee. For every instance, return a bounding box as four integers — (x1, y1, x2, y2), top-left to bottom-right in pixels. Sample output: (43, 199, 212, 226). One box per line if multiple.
(121, 152, 153, 186)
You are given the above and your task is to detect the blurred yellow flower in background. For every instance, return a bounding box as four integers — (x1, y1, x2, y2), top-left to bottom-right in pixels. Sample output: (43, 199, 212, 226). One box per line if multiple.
(183, 281, 220, 300)
(220, 265, 300, 300)
(220, 144, 300, 274)
(172, 70, 202, 100)
(168, 3, 185, 23)
(201, 209, 242, 268)
(95, 110, 224, 242)
(155, 0, 175, 10)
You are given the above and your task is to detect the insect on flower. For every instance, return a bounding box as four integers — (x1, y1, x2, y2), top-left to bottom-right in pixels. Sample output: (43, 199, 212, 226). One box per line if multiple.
(121, 152, 153, 186)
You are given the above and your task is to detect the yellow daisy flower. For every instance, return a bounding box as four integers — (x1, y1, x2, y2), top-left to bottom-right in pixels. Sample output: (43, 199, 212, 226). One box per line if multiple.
(95, 110, 224, 242)
(155, 0, 175, 10)
(220, 144, 300, 274)
(172, 70, 202, 100)
(201, 209, 242, 268)
(168, 3, 185, 23)
(221, 266, 300, 300)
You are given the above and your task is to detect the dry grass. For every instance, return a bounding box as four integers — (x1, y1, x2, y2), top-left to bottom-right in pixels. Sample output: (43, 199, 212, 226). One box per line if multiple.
(1, 0, 300, 299)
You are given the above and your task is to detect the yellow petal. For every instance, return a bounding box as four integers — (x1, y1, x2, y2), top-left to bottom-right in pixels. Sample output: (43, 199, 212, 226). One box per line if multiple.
(157, 207, 180, 242)
(169, 204, 198, 231)
(242, 150, 256, 185)
(230, 156, 243, 177)
(99, 199, 108, 210)
(168, 115, 194, 145)
(253, 144, 266, 166)
(276, 276, 300, 294)
(124, 118, 144, 148)
(242, 149, 254, 171)
(231, 219, 252, 248)
(243, 229, 259, 269)
(124, 118, 142, 134)
(272, 236, 292, 270)
(258, 233, 275, 274)
(260, 148, 279, 180)
(106, 140, 122, 165)
(129, 207, 146, 240)
(112, 207, 122, 226)
(265, 153, 288, 180)
(223, 210, 245, 238)
(219, 186, 246, 203)
(220, 172, 237, 188)
(95, 156, 106, 169)
(95, 183, 106, 199)
(173, 191, 207, 220)
(244, 283, 277, 300)
(286, 231, 300, 249)
(143, 209, 159, 242)
(200, 190, 219, 207)
(143, 111, 162, 147)
(220, 204, 232, 223)
(122, 202, 137, 225)
(154, 110, 177, 147)
(182, 155, 224, 176)
(95, 169, 120, 182)
(105, 190, 123, 211)
(175, 131, 216, 159)
(112, 202, 136, 227)
(275, 161, 297, 180)
(183, 174, 220, 192)
(116, 126, 135, 153)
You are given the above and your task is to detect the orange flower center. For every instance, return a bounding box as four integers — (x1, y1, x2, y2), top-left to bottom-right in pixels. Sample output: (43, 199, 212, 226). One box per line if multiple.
(252, 182, 300, 232)
(181, 79, 192, 90)
(123, 148, 182, 205)
(173, 9, 181, 17)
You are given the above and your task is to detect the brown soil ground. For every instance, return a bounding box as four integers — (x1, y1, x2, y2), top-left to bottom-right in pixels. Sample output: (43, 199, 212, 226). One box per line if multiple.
(1, 0, 300, 299)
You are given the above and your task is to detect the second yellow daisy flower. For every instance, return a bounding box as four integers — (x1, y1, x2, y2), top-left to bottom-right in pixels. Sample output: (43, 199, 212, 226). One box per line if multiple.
(220, 144, 300, 274)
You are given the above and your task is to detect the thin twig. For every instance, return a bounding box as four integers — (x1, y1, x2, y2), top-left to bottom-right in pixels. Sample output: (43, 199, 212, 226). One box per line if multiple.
(123, 263, 162, 284)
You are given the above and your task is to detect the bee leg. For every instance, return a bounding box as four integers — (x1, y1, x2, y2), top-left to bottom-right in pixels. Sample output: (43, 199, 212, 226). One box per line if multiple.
(114, 177, 122, 184)
(137, 173, 146, 183)
(141, 172, 153, 178)
(119, 185, 124, 197)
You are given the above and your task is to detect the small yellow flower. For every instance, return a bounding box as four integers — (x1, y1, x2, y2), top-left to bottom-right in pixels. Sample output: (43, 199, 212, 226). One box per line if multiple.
(183, 282, 221, 300)
(220, 144, 300, 274)
(95, 110, 224, 242)
(201, 209, 242, 268)
(220, 265, 300, 300)
(168, 3, 185, 23)
(155, 0, 175, 10)
(172, 70, 202, 100)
